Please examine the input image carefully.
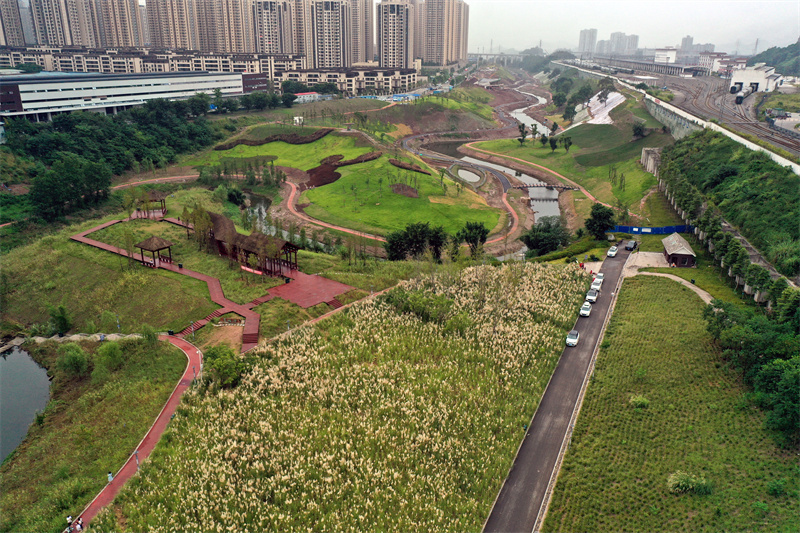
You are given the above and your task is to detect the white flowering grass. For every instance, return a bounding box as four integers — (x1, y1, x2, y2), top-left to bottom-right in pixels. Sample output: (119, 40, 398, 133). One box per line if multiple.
(93, 262, 588, 532)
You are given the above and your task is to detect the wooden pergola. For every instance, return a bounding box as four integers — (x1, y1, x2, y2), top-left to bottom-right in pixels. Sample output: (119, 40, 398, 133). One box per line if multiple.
(135, 235, 174, 267)
(138, 191, 169, 218)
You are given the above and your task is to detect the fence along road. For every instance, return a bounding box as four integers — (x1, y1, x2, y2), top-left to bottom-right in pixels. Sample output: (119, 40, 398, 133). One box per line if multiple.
(483, 247, 631, 533)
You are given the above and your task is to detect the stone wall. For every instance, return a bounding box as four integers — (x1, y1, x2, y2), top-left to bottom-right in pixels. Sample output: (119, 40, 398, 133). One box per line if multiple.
(643, 99, 703, 140)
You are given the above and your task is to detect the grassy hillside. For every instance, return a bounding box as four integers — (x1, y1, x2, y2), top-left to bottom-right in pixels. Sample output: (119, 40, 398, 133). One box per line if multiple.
(184, 131, 375, 170)
(748, 42, 800, 76)
(543, 276, 799, 532)
(300, 154, 502, 236)
(0, 339, 185, 533)
(91, 262, 590, 531)
(660, 129, 800, 277)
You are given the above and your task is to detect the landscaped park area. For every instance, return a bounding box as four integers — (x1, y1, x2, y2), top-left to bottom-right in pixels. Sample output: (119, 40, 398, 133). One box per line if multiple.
(2, 64, 798, 533)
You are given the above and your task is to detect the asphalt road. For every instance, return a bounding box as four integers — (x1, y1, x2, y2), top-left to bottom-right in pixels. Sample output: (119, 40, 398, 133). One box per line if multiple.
(484, 247, 631, 533)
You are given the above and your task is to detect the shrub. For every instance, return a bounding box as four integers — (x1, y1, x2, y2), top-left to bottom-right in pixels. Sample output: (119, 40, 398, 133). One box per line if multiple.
(630, 395, 650, 409)
(141, 324, 158, 346)
(91, 360, 111, 385)
(205, 345, 247, 389)
(751, 501, 769, 515)
(766, 478, 787, 497)
(48, 304, 71, 335)
(56, 343, 89, 378)
(667, 471, 712, 495)
(96, 341, 124, 371)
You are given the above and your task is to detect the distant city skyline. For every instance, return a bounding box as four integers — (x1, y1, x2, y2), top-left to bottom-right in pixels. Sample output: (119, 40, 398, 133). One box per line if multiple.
(465, 0, 799, 55)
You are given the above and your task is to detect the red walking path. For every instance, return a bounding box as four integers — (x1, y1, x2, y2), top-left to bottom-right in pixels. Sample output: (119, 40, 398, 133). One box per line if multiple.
(68, 336, 202, 531)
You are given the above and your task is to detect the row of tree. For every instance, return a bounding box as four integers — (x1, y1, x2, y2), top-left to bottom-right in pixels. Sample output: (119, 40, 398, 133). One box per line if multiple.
(703, 293, 799, 447)
(385, 222, 490, 262)
(658, 129, 799, 278)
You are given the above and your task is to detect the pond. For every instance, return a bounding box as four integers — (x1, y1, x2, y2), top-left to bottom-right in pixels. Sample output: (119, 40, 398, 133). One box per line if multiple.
(0, 347, 50, 463)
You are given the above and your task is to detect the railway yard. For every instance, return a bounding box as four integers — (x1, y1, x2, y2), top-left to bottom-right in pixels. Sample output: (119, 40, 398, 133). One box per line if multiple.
(665, 75, 800, 156)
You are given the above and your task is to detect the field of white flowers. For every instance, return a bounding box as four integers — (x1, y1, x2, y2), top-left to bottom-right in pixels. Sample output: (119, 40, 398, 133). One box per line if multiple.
(93, 262, 589, 532)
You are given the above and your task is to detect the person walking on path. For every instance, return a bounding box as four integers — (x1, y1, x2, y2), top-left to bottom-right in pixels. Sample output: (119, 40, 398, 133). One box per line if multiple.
(107, 472, 114, 484)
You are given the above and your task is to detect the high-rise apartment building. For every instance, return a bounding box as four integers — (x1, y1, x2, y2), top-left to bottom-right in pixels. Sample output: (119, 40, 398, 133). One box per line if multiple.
(423, 0, 468, 66)
(410, 0, 425, 61)
(309, 0, 351, 68)
(139, 4, 149, 46)
(254, 0, 295, 54)
(680, 35, 693, 51)
(147, 0, 198, 50)
(30, 0, 100, 47)
(377, 0, 414, 68)
(95, 0, 142, 47)
(349, 0, 374, 63)
(0, 0, 26, 46)
(578, 28, 597, 56)
(195, 0, 255, 53)
(625, 34, 638, 54)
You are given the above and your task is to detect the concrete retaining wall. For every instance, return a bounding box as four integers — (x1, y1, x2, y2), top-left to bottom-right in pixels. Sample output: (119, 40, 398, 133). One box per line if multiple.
(643, 99, 702, 140)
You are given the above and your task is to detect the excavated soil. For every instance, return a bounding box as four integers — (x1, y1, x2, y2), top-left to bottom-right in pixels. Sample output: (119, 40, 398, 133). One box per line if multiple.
(302, 151, 383, 190)
(390, 184, 419, 198)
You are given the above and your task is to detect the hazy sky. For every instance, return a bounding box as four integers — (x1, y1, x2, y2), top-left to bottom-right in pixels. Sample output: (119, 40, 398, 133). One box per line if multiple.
(466, 0, 800, 55)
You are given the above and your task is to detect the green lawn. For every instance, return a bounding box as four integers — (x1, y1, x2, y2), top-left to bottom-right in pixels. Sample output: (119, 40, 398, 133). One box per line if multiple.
(0, 339, 185, 533)
(543, 276, 799, 532)
(471, 94, 674, 214)
(473, 128, 669, 211)
(184, 131, 375, 170)
(1, 214, 218, 334)
(300, 154, 502, 236)
(89, 219, 282, 306)
(639, 192, 684, 226)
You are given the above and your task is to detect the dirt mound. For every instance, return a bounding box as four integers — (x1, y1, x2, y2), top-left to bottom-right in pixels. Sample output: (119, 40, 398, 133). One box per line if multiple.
(303, 151, 383, 189)
(389, 159, 431, 175)
(391, 183, 419, 198)
(214, 128, 334, 151)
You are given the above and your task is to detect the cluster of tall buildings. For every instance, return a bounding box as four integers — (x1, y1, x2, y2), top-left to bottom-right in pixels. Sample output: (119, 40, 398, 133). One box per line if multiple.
(577, 28, 639, 57)
(0, 0, 470, 68)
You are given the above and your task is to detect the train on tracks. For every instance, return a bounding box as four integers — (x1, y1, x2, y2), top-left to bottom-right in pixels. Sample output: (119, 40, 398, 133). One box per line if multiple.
(730, 82, 758, 104)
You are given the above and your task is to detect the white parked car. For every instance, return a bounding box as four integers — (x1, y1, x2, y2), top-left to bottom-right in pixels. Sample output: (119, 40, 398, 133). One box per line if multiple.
(580, 301, 592, 317)
(591, 278, 603, 291)
(607, 246, 618, 257)
(586, 289, 599, 303)
(594, 272, 605, 282)
(566, 330, 580, 347)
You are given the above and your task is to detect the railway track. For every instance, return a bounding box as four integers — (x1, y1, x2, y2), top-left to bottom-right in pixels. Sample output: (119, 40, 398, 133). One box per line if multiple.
(669, 78, 800, 156)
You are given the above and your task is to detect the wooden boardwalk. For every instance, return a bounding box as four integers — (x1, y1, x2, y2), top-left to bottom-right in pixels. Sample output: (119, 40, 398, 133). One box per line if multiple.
(70, 217, 353, 352)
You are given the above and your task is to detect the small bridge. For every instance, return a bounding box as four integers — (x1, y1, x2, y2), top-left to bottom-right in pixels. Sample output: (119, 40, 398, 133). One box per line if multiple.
(511, 184, 579, 192)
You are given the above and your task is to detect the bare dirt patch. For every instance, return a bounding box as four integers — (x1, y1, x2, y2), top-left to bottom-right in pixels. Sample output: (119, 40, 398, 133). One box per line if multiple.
(391, 184, 419, 198)
(3, 184, 29, 195)
(196, 324, 243, 352)
(302, 151, 383, 190)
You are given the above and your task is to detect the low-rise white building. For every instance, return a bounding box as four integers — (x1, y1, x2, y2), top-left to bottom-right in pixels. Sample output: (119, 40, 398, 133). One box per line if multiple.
(279, 67, 418, 96)
(0, 71, 243, 122)
(654, 48, 678, 64)
(731, 63, 783, 92)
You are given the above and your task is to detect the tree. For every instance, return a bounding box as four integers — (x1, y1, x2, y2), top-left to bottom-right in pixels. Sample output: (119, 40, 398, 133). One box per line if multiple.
(539, 134, 548, 147)
(456, 222, 489, 257)
(549, 137, 558, 152)
(57, 343, 89, 378)
(550, 121, 559, 134)
(521, 216, 570, 256)
(562, 105, 577, 122)
(48, 304, 71, 335)
(633, 122, 646, 138)
(282, 93, 298, 108)
(213, 88, 224, 112)
(563, 136, 573, 152)
(385, 230, 409, 261)
(552, 92, 567, 107)
(517, 122, 528, 146)
(585, 203, 615, 239)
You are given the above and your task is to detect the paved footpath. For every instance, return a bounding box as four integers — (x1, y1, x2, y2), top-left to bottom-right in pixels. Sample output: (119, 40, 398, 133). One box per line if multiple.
(69, 336, 202, 530)
(484, 248, 631, 533)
